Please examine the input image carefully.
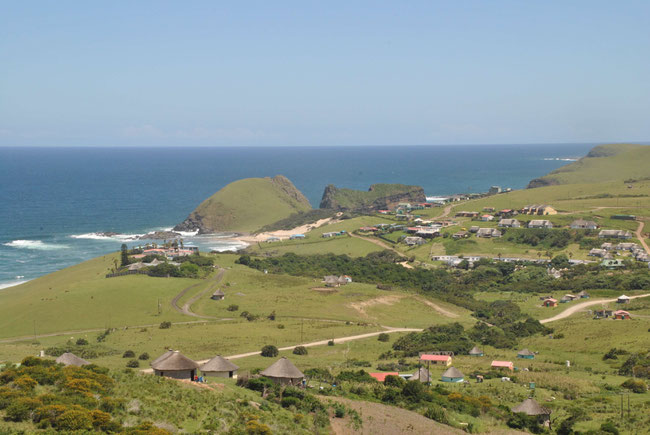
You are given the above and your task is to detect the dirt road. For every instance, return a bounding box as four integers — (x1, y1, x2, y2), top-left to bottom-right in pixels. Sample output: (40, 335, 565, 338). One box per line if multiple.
(540, 293, 650, 324)
(635, 220, 649, 254)
(141, 326, 422, 373)
(171, 268, 225, 318)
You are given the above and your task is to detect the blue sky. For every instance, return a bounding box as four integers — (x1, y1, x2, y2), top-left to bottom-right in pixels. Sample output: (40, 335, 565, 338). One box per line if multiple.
(1, 1, 649, 146)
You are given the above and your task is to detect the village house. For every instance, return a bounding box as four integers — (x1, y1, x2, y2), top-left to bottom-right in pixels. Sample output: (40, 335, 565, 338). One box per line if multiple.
(578, 290, 590, 299)
(599, 229, 633, 239)
(542, 298, 558, 307)
(369, 372, 399, 382)
(469, 346, 484, 357)
(200, 355, 238, 378)
(452, 231, 469, 239)
(497, 209, 516, 217)
(560, 294, 578, 303)
(491, 361, 514, 371)
(289, 234, 305, 240)
(617, 295, 630, 304)
(512, 398, 551, 427)
(409, 367, 432, 383)
(615, 242, 639, 251)
(588, 248, 611, 258)
(594, 309, 613, 318)
(521, 205, 557, 215)
(404, 236, 426, 246)
(378, 210, 390, 214)
(415, 228, 439, 238)
(266, 237, 280, 243)
(614, 310, 631, 320)
(56, 352, 90, 367)
(151, 350, 199, 380)
(600, 242, 614, 250)
(260, 357, 304, 386)
(527, 220, 553, 229)
(420, 353, 452, 366)
(476, 228, 502, 238)
(517, 349, 535, 359)
(469, 226, 480, 233)
(323, 275, 349, 287)
(498, 218, 520, 228)
(483, 207, 495, 212)
(455, 211, 479, 218)
(570, 219, 599, 230)
(210, 289, 225, 300)
(441, 367, 464, 383)
(481, 214, 495, 222)
(359, 226, 379, 232)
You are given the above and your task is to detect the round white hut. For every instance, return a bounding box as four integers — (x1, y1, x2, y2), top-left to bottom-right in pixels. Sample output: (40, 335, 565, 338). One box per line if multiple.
(260, 357, 304, 386)
(151, 350, 199, 380)
(200, 355, 239, 378)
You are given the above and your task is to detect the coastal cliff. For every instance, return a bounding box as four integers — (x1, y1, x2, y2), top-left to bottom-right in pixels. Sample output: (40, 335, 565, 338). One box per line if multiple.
(319, 183, 426, 211)
(174, 175, 311, 234)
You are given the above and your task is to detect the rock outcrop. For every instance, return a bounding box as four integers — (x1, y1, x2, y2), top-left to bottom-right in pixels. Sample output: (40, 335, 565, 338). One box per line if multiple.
(319, 183, 426, 212)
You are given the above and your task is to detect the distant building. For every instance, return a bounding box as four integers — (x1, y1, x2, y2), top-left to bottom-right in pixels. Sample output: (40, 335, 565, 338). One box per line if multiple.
(488, 186, 502, 194)
(570, 219, 598, 230)
(469, 346, 484, 357)
(210, 289, 225, 300)
(481, 214, 495, 222)
(55, 353, 90, 367)
(369, 372, 399, 382)
(409, 367, 432, 383)
(200, 355, 238, 378)
(517, 349, 535, 359)
(599, 230, 633, 239)
(617, 295, 630, 304)
(420, 354, 452, 366)
(498, 218, 520, 228)
(441, 367, 464, 383)
(601, 259, 625, 269)
(542, 298, 558, 307)
(511, 398, 551, 427)
(528, 220, 553, 229)
(260, 357, 304, 386)
(289, 234, 305, 240)
(151, 350, 199, 380)
(452, 231, 469, 239)
(521, 205, 557, 216)
(476, 228, 502, 238)
(404, 236, 426, 246)
(614, 310, 631, 320)
(491, 361, 514, 371)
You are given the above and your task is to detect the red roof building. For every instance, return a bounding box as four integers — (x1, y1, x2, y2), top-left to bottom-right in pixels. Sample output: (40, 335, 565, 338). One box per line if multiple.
(614, 310, 631, 320)
(420, 354, 452, 366)
(491, 361, 514, 371)
(369, 372, 399, 382)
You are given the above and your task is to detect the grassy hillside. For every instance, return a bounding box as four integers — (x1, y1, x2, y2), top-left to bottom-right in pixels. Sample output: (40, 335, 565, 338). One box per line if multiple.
(175, 175, 312, 233)
(529, 143, 650, 187)
(320, 183, 425, 210)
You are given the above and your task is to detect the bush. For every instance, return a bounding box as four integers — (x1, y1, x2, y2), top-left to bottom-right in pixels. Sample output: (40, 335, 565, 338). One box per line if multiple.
(334, 405, 346, 418)
(5, 397, 41, 422)
(281, 396, 300, 408)
(227, 304, 239, 311)
(55, 409, 93, 431)
(328, 340, 335, 346)
(384, 374, 405, 388)
(261, 345, 278, 357)
(245, 377, 274, 392)
(293, 346, 308, 355)
(600, 421, 619, 434)
(123, 350, 135, 358)
(423, 404, 448, 424)
(138, 352, 150, 360)
(268, 310, 276, 321)
(126, 360, 140, 368)
(621, 378, 647, 393)
(159, 321, 172, 329)
(14, 375, 37, 391)
(75, 338, 89, 346)
(377, 333, 390, 342)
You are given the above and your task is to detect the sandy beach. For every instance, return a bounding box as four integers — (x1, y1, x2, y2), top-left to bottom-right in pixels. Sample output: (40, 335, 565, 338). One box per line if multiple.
(235, 217, 339, 243)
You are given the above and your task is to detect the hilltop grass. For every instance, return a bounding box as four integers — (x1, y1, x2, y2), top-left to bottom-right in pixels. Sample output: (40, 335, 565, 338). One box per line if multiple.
(0, 254, 197, 339)
(192, 263, 472, 328)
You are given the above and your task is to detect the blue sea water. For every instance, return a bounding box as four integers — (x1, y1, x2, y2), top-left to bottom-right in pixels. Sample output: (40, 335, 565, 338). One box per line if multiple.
(0, 144, 594, 287)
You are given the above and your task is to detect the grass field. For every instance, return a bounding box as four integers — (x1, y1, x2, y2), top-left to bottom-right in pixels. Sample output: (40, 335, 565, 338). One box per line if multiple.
(0, 254, 200, 339)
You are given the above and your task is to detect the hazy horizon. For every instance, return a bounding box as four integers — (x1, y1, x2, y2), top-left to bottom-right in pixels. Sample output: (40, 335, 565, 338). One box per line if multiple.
(2, 1, 649, 147)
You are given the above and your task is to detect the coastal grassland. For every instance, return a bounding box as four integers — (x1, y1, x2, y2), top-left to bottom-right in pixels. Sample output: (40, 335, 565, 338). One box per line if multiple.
(191, 262, 472, 328)
(0, 254, 199, 339)
(249, 235, 382, 257)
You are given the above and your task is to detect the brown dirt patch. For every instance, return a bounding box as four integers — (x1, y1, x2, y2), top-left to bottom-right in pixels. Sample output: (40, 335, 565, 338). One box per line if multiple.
(312, 287, 339, 293)
(347, 295, 405, 317)
(413, 296, 459, 318)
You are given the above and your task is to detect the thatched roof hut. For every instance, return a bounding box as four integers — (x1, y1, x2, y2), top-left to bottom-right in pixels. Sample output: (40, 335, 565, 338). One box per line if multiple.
(151, 349, 174, 366)
(469, 346, 484, 356)
(200, 355, 238, 378)
(211, 289, 225, 300)
(517, 349, 535, 359)
(55, 352, 90, 367)
(441, 366, 464, 382)
(260, 357, 304, 386)
(409, 367, 432, 383)
(512, 398, 551, 425)
(151, 350, 199, 380)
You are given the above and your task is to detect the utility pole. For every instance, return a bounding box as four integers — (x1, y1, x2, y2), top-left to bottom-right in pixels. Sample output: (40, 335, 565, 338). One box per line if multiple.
(300, 318, 304, 343)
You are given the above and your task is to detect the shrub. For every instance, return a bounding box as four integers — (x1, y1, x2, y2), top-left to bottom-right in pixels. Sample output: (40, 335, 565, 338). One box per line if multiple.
(13, 375, 37, 391)
(334, 404, 346, 418)
(75, 338, 88, 346)
(621, 378, 647, 393)
(123, 350, 135, 358)
(328, 340, 335, 346)
(384, 374, 405, 388)
(293, 346, 308, 356)
(268, 310, 276, 321)
(245, 419, 272, 435)
(138, 352, 150, 360)
(600, 421, 619, 434)
(55, 409, 93, 431)
(159, 321, 172, 329)
(5, 397, 41, 422)
(281, 396, 300, 408)
(126, 360, 140, 368)
(261, 345, 278, 357)
(245, 377, 274, 392)
(424, 404, 448, 424)
(401, 380, 427, 402)
(377, 333, 390, 342)
(227, 304, 239, 311)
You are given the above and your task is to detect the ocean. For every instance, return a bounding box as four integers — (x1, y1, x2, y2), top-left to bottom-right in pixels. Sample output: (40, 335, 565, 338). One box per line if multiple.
(0, 144, 594, 287)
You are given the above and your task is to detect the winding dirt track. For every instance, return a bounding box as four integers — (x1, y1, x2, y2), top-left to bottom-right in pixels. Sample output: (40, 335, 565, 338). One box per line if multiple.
(635, 220, 649, 254)
(539, 293, 650, 324)
(171, 268, 225, 318)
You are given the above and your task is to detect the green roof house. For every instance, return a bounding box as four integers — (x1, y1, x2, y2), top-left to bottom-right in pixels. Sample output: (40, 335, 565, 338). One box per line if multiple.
(517, 349, 535, 359)
(441, 367, 464, 383)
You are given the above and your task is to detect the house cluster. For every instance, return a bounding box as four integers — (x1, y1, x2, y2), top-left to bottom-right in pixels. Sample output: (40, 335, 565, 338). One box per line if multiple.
(132, 246, 199, 261)
(541, 291, 590, 307)
(322, 230, 347, 238)
(589, 241, 649, 263)
(322, 275, 352, 287)
(598, 229, 633, 239)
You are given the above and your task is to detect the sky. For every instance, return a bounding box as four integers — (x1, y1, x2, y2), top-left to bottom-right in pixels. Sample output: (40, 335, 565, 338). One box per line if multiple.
(1, 1, 649, 147)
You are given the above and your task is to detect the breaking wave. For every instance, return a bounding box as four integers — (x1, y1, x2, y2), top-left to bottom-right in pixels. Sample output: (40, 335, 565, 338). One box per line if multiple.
(3, 240, 70, 250)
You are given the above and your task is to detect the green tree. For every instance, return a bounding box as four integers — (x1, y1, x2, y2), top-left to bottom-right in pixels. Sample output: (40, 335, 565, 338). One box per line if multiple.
(120, 244, 129, 267)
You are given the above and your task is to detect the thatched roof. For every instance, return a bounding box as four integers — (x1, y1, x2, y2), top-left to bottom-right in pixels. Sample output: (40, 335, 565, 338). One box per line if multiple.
(469, 346, 483, 355)
(442, 367, 464, 379)
(212, 289, 225, 297)
(200, 355, 238, 373)
(409, 367, 432, 382)
(151, 349, 174, 366)
(55, 352, 90, 367)
(150, 351, 198, 371)
(517, 349, 535, 356)
(260, 357, 304, 379)
(512, 398, 551, 416)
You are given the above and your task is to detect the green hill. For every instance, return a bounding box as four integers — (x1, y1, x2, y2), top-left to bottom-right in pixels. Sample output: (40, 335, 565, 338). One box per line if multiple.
(319, 183, 426, 211)
(174, 175, 312, 233)
(528, 143, 650, 187)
